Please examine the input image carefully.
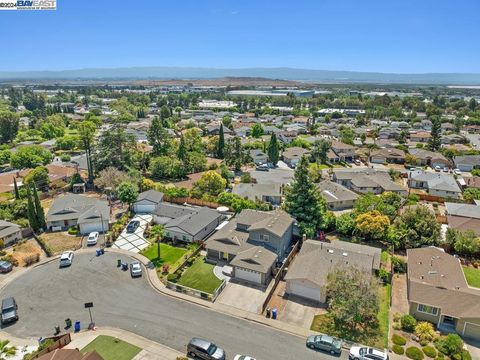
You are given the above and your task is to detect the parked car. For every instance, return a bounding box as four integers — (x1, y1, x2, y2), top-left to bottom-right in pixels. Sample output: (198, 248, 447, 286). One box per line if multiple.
(59, 251, 74, 267)
(454, 168, 462, 175)
(255, 166, 269, 172)
(126, 220, 140, 233)
(354, 159, 361, 165)
(443, 167, 449, 173)
(130, 261, 142, 277)
(86, 231, 99, 246)
(187, 338, 225, 360)
(434, 165, 441, 172)
(1, 297, 18, 324)
(306, 334, 342, 355)
(349, 346, 389, 360)
(0, 260, 13, 273)
(234, 356, 256, 360)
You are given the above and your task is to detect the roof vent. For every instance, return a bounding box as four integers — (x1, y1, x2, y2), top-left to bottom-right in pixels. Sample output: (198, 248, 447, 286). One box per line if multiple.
(328, 249, 334, 253)
(342, 252, 348, 257)
(428, 271, 438, 275)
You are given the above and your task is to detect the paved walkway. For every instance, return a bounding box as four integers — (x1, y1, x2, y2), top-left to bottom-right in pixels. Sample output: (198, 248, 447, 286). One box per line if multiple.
(113, 214, 152, 253)
(213, 264, 232, 281)
(65, 327, 183, 360)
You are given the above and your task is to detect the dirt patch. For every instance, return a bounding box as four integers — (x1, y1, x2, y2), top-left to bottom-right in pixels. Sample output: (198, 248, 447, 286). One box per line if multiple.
(41, 232, 82, 254)
(9, 239, 43, 267)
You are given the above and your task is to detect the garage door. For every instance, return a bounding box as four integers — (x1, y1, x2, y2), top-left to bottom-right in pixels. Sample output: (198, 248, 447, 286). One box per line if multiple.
(288, 281, 322, 302)
(235, 267, 262, 284)
(464, 323, 480, 340)
(134, 204, 155, 214)
(79, 222, 103, 235)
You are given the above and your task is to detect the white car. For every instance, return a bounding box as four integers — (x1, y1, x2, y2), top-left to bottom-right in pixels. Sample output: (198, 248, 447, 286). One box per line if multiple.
(234, 356, 256, 360)
(86, 232, 99, 246)
(434, 165, 441, 172)
(349, 346, 389, 360)
(130, 261, 142, 277)
(454, 168, 462, 175)
(59, 251, 74, 267)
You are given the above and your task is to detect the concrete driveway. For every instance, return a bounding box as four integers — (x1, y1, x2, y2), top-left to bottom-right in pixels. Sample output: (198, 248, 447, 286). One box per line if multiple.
(216, 281, 267, 313)
(0, 252, 347, 360)
(281, 296, 327, 329)
(113, 214, 152, 253)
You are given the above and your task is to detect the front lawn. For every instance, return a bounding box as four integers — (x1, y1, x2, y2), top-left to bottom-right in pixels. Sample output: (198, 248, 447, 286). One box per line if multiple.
(310, 284, 390, 349)
(140, 243, 188, 268)
(81, 335, 141, 360)
(463, 266, 480, 288)
(177, 256, 223, 294)
(40, 231, 82, 254)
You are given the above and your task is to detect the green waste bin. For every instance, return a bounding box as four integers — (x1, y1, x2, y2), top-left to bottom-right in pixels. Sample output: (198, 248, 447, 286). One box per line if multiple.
(65, 318, 72, 328)
(117, 259, 122, 267)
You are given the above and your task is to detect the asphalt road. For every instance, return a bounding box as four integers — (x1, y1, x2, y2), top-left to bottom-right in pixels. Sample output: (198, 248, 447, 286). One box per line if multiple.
(0, 253, 347, 360)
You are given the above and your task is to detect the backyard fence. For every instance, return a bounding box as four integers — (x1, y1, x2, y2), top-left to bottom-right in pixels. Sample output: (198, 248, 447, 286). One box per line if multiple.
(163, 195, 231, 211)
(30, 333, 71, 359)
(169, 242, 204, 275)
(261, 240, 301, 313)
(165, 278, 226, 302)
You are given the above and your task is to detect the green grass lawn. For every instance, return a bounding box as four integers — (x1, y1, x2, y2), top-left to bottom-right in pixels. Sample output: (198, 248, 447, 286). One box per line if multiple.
(177, 256, 223, 294)
(140, 243, 188, 268)
(81, 335, 141, 360)
(463, 266, 480, 288)
(310, 284, 390, 349)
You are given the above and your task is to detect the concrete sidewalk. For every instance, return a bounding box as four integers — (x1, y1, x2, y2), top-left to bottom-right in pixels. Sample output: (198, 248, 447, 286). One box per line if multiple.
(65, 327, 183, 360)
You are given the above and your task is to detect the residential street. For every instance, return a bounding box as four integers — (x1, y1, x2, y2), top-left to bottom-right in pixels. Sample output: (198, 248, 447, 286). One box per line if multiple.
(0, 253, 348, 360)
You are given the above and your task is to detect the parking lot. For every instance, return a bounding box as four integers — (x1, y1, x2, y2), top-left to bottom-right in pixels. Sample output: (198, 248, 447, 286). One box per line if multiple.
(112, 214, 152, 253)
(0, 252, 347, 360)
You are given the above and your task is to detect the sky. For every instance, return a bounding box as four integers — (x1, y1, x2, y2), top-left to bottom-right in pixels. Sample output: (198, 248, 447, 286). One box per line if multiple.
(0, 0, 479, 73)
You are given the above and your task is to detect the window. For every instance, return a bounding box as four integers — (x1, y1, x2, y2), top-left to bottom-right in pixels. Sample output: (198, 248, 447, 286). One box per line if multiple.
(260, 234, 270, 242)
(417, 304, 438, 315)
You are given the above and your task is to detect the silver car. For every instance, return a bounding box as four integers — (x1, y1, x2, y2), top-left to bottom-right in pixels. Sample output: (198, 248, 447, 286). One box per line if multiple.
(59, 251, 74, 267)
(130, 261, 142, 277)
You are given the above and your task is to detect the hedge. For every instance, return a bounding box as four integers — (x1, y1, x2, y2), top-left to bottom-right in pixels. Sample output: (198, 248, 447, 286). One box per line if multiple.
(423, 346, 437, 358)
(392, 334, 407, 346)
(393, 345, 405, 355)
(406, 347, 425, 360)
(35, 235, 53, 257)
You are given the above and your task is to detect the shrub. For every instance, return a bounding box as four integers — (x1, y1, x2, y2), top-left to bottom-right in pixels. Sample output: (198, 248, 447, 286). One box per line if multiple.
(423, 346, 437, 358)
(435, 334, 464, 357)
(67, 226, 78, 235)
(393, 345, 405, 355)
(435, 353, 444, 360)
(167, 273, 179, 283)
(176, 357, 189, 360)
(23, 253, 40, 266)
(392, 255, 407, 273)
(415, 322, 436, 343)
(35, 236, 53, 257)
(401, 314, 418, 332)
(392, 334, 407, 346)
(378, 268, 390, 283)
(60, 154, 71, 162)
(0, 239, 4, 250)
(406, 347, 425, 360)
(1, 255, 19, 267)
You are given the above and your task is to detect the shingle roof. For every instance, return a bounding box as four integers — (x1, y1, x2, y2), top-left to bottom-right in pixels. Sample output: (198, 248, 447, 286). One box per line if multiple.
(410, 171, 461, 193)
(46, 194, 109, 224)
(445, 202, 480, 219)
(0, 220, 21, 239)
(316, 180, 358, 203)
(136, 190, 164, 204)
(232, 183, 282, 200)
(282, 147, 310, 160)
(454, 155, 480, 166)
(230, 246, 277, 273)
(164, 207, 221, 236)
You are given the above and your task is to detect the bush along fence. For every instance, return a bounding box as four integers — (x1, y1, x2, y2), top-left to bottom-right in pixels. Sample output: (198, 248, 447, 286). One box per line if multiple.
(34, 234, 54, 257)
(165, 278, 227, 302)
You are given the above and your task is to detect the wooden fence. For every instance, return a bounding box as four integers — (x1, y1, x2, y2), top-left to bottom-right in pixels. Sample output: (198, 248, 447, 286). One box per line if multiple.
(30, 333, 71, 359)
(163, 195, 231, 211)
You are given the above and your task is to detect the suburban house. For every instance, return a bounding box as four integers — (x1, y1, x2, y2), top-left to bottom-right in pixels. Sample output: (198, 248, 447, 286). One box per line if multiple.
(250, 168, 294, 186)
(409, 131, 431, 143)
(285, 240, 381, 303)
(206, 123, 233, 136)
(329, 140, 356, 162)
(249, 149, 269, 165)
(445, 202, 480, 236)
(277, 131, 298, 144)
(153, 202, 223, 242)
(407, 247, 480, 340)
(316, 180, 358, 210)
(454, 155, 480, 172)
(205, 209, 295, 285)
(232, 183, 282, 205)
(370, 148, 406, 164)
(333, 168, 407, 195)
(282, 147, 310, 167)
(36, 348, 103, 360)
(46, 194, 110, 235)
(133, 190, 164, 213)
(408, 170, 462, 199)
(0, 220, 23, 246)
(408, 149, 450, 168)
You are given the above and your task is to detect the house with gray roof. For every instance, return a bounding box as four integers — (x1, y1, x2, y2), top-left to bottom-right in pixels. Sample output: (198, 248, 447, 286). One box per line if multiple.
(408, 170, 462, 199)
(46, 194, 110, 235)
(133, 190, 164, 213)
(445, 202, 480, 236)
(282, 147, 310, 167)
(370, 148, 406, 164)
(454, 155, 480, 172)
(409, 149, 450, 168)
(333, 168, 407, 195)
(153, 202, 223, 242)
(407, 247, 480, 340)
(0, 220, 23, 246)
(232, 183, 282, 205)
(285, 240, 380, 303)
(205, 209, 295, 285)
(316, 180, 358, 210)
(249, 149, 268, 165)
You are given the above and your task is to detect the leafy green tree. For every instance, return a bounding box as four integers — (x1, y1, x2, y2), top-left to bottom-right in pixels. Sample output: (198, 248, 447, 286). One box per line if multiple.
(177, 135, 187, 162)
(174, 106, 183, 117)
(311, 139, 331, 164)
(10, 145, 52, 169)
(393, 206, 440, 249)
(24, 166, 50, 188)
(463, 188, 480, 201)
(335, 213, 356, 235)
(191, 170, 227, 197)
(149, 224, 166, 261)
(222, 115, 232, 129)
(355, 210, 390, 240)
(267, 133, 279, 165)
(148, 116, 171, 156)
(32, 184, 46, 230)
(217, 123, 225, 159)
(340, 126, 355, 145)
(354, 192, 400, 221)
(150, 156, 186, 179)
(0, 339, 16, 359)
(0, 110, 19, 144)
(251, 123, 264, 138)
(39, 123, 65, 139)
(159, 105, 171, 122)
(446, 229, 480, 256)
(116, 181, 139, 209)
(284, 155, 328, 237)
(26, 185, 38, 232)
(185, 151, 207, 173)
(78, 121, 96, 184)
(225, 137, 247, 171)
(0, 150, 11, 165)
(326, 265, 379, 332)
(56, 135, 78, 151)
(427, 117, 442, 151)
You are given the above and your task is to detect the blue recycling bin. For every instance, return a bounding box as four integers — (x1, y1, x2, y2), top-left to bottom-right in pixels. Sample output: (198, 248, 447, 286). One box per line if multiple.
(272, 308, 277, 319)
(96, 249, 102, 256)
(74, 321, 81, 332)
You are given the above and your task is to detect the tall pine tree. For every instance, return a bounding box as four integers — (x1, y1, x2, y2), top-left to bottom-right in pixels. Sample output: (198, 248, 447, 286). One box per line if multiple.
(217, 123, 225, 159)
(177, 135, 187, 162)
(267, 133, 279, 166)
(13, 177, 19, 200)
(428, 117, 442, 151)
(32, 184, 46, 231)
(26, 185, 38, 232)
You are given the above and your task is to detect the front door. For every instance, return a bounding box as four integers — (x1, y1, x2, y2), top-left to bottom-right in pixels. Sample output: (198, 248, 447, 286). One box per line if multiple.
(222, 252, 228, 261)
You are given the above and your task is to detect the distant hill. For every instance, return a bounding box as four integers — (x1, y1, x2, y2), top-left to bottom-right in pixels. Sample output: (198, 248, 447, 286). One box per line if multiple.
(1, 66, 480, 84)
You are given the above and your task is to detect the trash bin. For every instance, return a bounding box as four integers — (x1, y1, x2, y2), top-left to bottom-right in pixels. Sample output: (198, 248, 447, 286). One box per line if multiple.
(100, 248, 105, 255)
(74, 321, 81, 332)
(96, 249, 102, 256)
(117, 259, 122, 267)
(65, 318, 72, 328)
(272, 308, 277, 320)
(121, 262, 128, 271)
(266, 308, 271, 318)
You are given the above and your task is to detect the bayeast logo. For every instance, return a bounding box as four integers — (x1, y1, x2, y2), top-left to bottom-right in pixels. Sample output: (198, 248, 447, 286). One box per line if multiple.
(16, 0, 56, 9)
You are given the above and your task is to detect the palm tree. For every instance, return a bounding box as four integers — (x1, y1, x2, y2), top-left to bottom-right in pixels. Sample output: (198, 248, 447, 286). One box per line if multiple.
(0, 340, 16, 359)
(149, 224, 166, 261)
